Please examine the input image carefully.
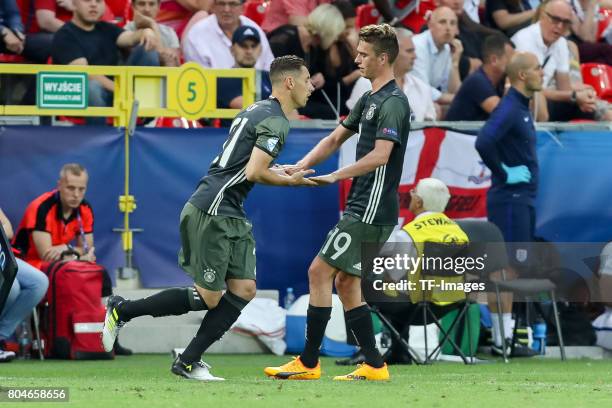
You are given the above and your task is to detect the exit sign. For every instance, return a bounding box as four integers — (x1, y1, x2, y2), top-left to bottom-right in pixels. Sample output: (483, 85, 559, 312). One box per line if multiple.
(37, 72, 88, 109)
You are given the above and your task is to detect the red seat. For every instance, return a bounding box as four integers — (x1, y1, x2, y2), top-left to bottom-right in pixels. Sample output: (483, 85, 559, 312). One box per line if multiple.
(154, 117, 203, 128)
(356, 1, 435, 32)
(243, 0, 269, 26)
(0, 54, 26, 63)
(597, 8, 612, 42)
(581, 63, 612, 102)
(398, 0, 435, 33)
(106, 0, 129, 25)
(356, 4, 380, 29)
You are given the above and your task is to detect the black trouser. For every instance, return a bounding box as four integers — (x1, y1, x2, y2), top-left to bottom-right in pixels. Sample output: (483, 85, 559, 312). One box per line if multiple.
(371, 300, 459, 360)
(0, 32, 53, 63)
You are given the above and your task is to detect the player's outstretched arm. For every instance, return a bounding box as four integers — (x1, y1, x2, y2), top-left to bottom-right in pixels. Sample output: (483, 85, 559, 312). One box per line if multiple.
(294, 125, 355, 171)
(309, 139, 394, 185)
(246, 148, 317, 186)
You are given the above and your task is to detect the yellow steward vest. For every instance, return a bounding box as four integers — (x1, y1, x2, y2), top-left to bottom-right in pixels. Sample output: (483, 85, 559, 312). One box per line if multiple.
(403, 212, 469, 305)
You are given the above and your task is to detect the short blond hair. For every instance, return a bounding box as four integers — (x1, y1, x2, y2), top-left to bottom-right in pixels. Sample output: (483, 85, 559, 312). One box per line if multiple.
(359, 23, 399, 64)
(306, 4, 345, 50)
(59, 163, 87, 180)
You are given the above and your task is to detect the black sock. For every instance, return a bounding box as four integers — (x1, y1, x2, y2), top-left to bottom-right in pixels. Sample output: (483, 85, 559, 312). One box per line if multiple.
(300, 305, 331, 368)
(118, 287, 207, 321)
(345, 305, 384, 368)
(180, 291, 249, 364)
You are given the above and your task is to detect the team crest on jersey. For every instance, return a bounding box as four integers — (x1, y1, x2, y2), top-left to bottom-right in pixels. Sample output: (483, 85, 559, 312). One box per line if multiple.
(203, 268, 216, 283)
(366, 103, 376, 120)
(266, 137, 279, 152)
(515, 249, 528, 263)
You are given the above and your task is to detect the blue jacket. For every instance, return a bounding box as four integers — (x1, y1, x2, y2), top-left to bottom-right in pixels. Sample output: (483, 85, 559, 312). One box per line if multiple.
(0, 0, 24, 33)
(475, 87, 538, 206)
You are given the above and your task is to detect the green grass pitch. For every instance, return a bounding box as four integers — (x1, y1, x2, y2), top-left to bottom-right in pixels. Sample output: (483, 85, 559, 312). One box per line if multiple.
(2, 354, 612, 407)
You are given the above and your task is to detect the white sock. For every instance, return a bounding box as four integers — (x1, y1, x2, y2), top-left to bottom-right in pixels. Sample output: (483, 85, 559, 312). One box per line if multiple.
(502, 313, 514, 341)
(491, 314, 502, 346)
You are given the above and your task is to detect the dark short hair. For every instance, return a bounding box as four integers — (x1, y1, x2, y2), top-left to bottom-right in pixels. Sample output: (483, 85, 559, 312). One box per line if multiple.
(269, 55, 307, 83)
(332, 0, 356, 19)
(481, 34, 513, 63)
(359, 23, 399, 64)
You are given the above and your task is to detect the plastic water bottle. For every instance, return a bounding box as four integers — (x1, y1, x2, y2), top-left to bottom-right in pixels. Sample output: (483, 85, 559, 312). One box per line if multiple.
(284, 287, 296, 310)
(17, 320, 32, 359)
(532, 319, 547, 355)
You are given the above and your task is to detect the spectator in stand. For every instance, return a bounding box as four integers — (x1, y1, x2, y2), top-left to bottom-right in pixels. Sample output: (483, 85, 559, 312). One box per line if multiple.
(511, 0, 605, 121)
(51, 0, 160, 125)
(266, 3, 345, 118)
(412, 6, 464, 107)
(486, 0, 537, 38)
(463, 0, 481, 23)
(32, 0, 118, 61)
(268, 3, 347, 118)
(439, 0, 503, 79)
(567, 0, 612, 65)
(446, 34, 517, 121)
(125, 0, 181, 66)
(312, 1, 361, 118)
(183, 0, 273, 69)
(217, 25, 271, 111)
(347, 27, 437, 121)
(262, 0, 330, 33)
(157, 0, 212, 39)
(11, 163, 132, 355)
(0, 208, 49, 363)
(0, 0, 51, 62)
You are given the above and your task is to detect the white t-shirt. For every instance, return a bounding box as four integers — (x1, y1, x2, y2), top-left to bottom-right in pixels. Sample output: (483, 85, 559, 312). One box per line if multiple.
(182, 15, 274, 70)
(511, 22, 570, 88)
(346, 74, 437, 121)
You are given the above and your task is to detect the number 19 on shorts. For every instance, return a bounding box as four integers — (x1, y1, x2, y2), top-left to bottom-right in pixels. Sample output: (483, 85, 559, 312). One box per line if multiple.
(321, 228, 352, 260)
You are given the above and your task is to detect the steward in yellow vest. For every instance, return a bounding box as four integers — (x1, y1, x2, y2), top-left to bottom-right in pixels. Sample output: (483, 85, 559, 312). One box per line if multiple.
(403, 212, 469, 305)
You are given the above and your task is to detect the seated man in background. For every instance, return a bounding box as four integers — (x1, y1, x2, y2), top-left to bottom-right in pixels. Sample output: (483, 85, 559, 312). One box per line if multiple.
(51, 0, 160, 125)
(0, 209, 49, 363)
(446, 34, 514, 121)
(217, 25, 271, 110)
(412, 6, 463, 108)
(511, 0, 608, 121)
(347, 27, 437, 121)
(11, 163, 131, 355)
(12, 164, 96, 270)
(438, 0, 503, 80)
(32, 0, 121, 62)
(183, 0, 274, 70)
(125, 0, 181, 67)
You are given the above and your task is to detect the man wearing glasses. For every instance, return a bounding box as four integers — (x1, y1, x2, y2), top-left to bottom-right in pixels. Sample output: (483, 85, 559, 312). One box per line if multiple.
(511, 0, 600, 121)
(183, 0, 274, 70)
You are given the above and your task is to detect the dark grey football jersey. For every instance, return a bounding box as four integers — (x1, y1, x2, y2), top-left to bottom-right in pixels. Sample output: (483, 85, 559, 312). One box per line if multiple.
(341, 79, 411, 225)
(189, 98, 289, 219)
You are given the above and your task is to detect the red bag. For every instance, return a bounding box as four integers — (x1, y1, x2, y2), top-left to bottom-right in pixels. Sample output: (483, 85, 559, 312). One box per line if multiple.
(39, 260, 113, 359)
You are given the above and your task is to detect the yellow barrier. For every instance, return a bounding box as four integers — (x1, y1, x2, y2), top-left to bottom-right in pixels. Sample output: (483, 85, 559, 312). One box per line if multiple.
(0, 63, 255, 272)
(0, 63, 255, 125)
